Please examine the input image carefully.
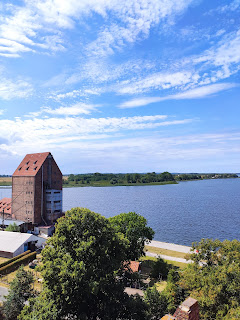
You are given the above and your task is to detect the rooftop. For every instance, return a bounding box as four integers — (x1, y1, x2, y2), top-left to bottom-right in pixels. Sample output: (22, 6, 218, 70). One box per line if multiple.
(0, 197, 11, 215)
(0, 231, 38, 253)
(12, 152, 51, 177)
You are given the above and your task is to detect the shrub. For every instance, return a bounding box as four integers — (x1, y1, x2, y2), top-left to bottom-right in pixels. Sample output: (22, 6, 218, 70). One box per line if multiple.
(0, 252, 36, 275)
(0, 250, 31, 268)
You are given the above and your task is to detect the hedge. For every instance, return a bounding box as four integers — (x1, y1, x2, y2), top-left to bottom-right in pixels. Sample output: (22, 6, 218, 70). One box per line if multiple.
(0, 250, 31, 268)
(0, 251, 37, 275)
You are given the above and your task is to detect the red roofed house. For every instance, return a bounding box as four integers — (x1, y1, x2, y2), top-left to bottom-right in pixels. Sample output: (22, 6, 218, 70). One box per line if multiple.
(0, 197, 12, 216)
(11, 152, 62, 225)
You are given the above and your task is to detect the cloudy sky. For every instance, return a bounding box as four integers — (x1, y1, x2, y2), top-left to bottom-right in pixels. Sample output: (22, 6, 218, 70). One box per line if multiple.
(0, 0, 240, 174)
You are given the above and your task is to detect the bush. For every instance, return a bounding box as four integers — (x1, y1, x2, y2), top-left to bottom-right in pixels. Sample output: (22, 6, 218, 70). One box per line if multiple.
(0, 252, 36, 275)
(0, 250, 31, 269)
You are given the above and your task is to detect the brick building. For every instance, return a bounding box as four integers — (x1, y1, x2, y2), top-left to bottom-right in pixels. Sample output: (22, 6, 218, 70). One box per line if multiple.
(11, 152, 62, 225)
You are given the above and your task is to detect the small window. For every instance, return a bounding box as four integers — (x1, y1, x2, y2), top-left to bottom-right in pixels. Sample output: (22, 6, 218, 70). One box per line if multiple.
(34, 166, 38, 170)
(26, 167, 29, 170)
(54, 191, 60, 194)
(46, 201, 51, 203)
(54, 200, 60, 203)
(26, 161, 30, 165)
(18, 167, 22, 171)
(34, 160, 38, 164)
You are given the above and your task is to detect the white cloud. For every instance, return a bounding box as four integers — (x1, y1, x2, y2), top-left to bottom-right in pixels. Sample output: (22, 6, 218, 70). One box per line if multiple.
(0, 113, 194, 155)
(116, 71, 199, 95)
(86, 0, 194, 57)
(0, 0, 194, 57)
(119, 83, 237, 108)
(31, 102, 101, 116)
(0, 77, 33, 100)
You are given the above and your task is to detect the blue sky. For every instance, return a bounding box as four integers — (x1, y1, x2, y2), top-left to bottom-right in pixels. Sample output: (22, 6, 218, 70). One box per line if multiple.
(0, 0, 240, 174)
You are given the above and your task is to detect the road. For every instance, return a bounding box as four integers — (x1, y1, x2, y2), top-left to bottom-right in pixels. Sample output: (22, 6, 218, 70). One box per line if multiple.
(0, 286, 9, 303)
(146, 240, 192, 264)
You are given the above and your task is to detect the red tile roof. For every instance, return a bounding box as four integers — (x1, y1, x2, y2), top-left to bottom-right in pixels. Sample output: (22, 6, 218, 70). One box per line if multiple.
(124, 261, 140, 273)
(12, 152, 51, 177)
(0, 197, 12, 215)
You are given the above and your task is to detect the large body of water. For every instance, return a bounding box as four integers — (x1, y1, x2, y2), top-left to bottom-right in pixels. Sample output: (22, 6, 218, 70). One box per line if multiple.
(1, 178, 239, 246)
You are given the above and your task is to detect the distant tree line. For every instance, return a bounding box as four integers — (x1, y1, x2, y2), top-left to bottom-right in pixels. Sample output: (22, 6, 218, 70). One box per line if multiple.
(63, 172, 238, 186)
(64, 172, 175, 185)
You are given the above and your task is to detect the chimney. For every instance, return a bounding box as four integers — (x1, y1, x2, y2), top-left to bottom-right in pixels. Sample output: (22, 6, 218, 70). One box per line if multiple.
(173, 297, 199, 320)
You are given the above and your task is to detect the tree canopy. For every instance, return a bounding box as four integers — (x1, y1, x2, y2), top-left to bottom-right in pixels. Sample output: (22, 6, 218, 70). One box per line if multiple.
(3, 266, 35, 320)
(109, 212, 154, 260)
(180, 238, 240, 320)
(20, 208, 150, 320)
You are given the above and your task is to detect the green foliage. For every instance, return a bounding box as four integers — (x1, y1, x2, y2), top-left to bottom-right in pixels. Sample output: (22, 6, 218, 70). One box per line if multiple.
(3, 266, 35, 320)
(0, 250, 31, 268)
(5, 223, 20, 232)
(144, 286, 168, 319)
(109, 212, 154, 260)
(65, 172, 176, 187)
(21, 208, 149, 320)
(0, 252, 36, 275)
(180, 239, 240, 320)
(150, 257, 170, 279)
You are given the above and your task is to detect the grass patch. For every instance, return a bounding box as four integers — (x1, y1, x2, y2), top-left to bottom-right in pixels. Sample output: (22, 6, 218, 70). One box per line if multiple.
(0, 177, 12, 186)
(145, 246, 188, 259)
(63, 180, 177, 188)
(0, 257, 9, 264)
(0, 255, 43, 291)
(155, 281, 167, 292)
(139, 256, 187, 270)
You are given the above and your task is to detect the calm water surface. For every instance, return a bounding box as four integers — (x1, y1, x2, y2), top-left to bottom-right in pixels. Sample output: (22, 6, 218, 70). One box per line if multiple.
(1, 179, 239, 246)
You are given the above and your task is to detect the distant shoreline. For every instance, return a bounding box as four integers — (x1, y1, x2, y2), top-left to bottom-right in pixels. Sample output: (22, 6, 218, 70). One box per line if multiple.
(0, 175, 238, 187)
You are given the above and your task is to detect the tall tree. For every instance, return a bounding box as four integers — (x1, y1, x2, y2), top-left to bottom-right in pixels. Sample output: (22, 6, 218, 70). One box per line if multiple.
(3, 266, 35, 320)
(20, 207, 143, 320)
(109, 212, 154, 260)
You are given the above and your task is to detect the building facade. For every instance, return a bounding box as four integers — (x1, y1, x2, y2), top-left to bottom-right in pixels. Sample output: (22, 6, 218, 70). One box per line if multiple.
(11, 152, 62, 225)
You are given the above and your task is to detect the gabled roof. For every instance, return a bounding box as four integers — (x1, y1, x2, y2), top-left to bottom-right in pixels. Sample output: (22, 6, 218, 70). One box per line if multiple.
(13, 152, 51, 177)
(0, 231, 38, 253)
(0, 197, 11, 215)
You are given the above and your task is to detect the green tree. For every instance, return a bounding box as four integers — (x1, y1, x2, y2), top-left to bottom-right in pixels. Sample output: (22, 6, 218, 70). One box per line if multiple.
(5, 222, 20, 232)
(144, 286, 168, 319)
(20, 207, 140, 320)
(180, 239, 240, 320)
(109, 212, 154, 260)
(3, 266, 35, 320)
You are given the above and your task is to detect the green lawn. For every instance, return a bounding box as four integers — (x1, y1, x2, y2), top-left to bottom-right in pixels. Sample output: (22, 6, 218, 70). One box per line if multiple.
(145, 246, 188, 259)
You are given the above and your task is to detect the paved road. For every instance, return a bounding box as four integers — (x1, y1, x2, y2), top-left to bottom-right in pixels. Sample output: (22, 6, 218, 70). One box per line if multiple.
(145, 251, 192, 264)
(148, 240, 191, 253)
(0, 286, 9, 302)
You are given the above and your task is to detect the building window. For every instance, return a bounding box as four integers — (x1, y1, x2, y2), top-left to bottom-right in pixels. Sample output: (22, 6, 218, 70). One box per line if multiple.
(34, 160, 38, 164)
(34, 167, 38, 170)
(26, 167, 29, 170)
(54, 200, 60, 203)
(26, 161, 30, 165)
(18, 167, 22, 171)
(54, 191, 60, 194)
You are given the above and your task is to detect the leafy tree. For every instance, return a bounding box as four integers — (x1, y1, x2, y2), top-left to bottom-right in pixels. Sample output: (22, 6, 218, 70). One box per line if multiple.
(5, 222, 20, 232)
(20, 207, 144, 320)
(180, 239, 240, 320)
(144, 286, 168, 319)
(109, 212, 154, 260)
(3, 266, 35, 320)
